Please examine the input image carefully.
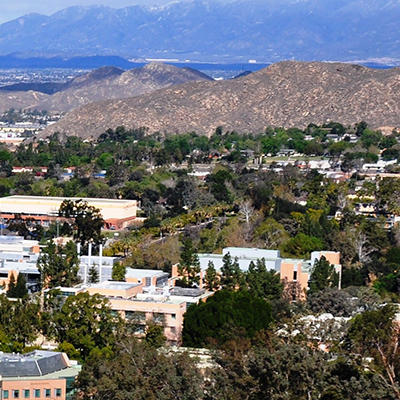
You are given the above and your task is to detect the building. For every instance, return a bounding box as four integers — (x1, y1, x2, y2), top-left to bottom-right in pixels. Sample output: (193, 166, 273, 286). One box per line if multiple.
(0, 236, 41, 292)
(0, 350, 80, 400)
(177, 247, 342, 296)
(54, 276, 212, 345)
(0, 195, 138, 230)
(56, 281, 190, 345)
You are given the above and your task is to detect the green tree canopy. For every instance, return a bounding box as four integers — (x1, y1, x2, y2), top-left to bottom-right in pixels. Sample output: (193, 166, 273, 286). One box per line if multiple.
(112, 261, 126, 281)
(182, 289, 273, 347)
(52, 292, 121, 361)
(245, 258, 284, 301)
(37, 241, 80, 289)
(220, 253, 243, 289)
(59, 199, 104, 248)
(178, 238, 201, 287)
(309, 256, 339, 294)
(75, 338, 204, 400)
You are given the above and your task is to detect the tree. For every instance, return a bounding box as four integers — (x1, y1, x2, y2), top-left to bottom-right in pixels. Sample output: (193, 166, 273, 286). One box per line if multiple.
(6, 273, 16, 298)
(204, 261, 220, 291)
(37, 241, 80, 289)
(52, 292, 121, 361)
(88, 265, 99, 284)
(283, 233, 324, 258)
(59, 199, 104, 248)
(255, 218, 289, 249)
(220, 253, 243, 289)
(75, 338, 204, 400)
(347, 305, 400, 398)
(307, 287, 356, 317)
(145, 323, 166, 348)
(245, 259, 283, 301)
(178, 238, 201, 287)
(13, 274, 28, 298)
(309, 256, 339, 294)
(112, 262, 126, 281)
(0, 294, 40, 351)
(239, 199, 254, 227)
(207, 339, 396, 400)
(182, 290, 273, 347)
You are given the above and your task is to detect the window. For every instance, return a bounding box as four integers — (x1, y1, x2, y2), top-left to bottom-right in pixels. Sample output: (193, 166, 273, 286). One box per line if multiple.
(34, 389, 40, 398)
(3, 390, 9, 399)
(24, 390, 30, 398)
(293, 271, 297, 281)
(153, 312, 164, 324)
(55, 389, 62, 397)
(171, 313, 176, 319)
(13, 390, 19, 399)
(126, 311, 145, 321)
(45, 389, 51, 398)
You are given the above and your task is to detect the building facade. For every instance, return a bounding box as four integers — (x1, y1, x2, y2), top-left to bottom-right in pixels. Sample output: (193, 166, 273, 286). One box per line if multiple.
(172, 247, 342, 296)
(0, 351, 80, 400)
(0, 195, 138, 230)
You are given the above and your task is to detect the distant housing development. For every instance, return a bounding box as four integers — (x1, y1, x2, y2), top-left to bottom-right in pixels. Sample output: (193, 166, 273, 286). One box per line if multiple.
(0, 195, 138, 230)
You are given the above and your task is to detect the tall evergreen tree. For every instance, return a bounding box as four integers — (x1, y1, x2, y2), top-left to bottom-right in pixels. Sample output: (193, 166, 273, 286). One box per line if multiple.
(112, 262, 126, 281)
(220, 253, 243, 289)
(6, 273, 16, 298)
(246, 258, 284, 301)
(14, 274, 28, 298)
(37, 241, 80, 289)
(178, 238, 201, 287)
(204, 261, 219, 291)
(88, 265, 99, 284)
(309, 256, 339, 294)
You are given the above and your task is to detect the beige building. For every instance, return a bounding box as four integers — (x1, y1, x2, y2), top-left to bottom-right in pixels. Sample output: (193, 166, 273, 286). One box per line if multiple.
(0, 195, 138, 229)
(59, 281, 194, 345)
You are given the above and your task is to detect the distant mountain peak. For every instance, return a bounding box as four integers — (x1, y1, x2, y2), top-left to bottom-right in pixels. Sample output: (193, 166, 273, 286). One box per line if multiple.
(0, 0, 400, 61)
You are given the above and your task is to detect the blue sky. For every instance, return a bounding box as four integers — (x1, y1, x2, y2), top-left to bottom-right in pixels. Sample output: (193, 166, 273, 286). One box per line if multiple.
(0, 0, 182, 23)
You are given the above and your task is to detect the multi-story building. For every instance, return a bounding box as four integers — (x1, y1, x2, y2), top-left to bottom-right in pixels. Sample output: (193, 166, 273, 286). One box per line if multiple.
(53, 278, 212, 345)
(0, 195, 138, 230)
(172, 247, 342, 296)
(0, 236, 41, 292)
(0, 350, 80, 400)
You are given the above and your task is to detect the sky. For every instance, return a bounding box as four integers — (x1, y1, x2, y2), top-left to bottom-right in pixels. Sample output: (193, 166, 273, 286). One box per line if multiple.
(0, 0, 181, 23)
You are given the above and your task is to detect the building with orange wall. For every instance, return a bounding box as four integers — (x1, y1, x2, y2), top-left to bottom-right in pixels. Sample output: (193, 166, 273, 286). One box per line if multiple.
(0, 351, 80, 400)
(182, 247, 342, 296)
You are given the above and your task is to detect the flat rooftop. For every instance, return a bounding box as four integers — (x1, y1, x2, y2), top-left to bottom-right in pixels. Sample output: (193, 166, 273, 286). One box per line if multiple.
(87, 281, 141, 290)
(0, 195, 136, 205)
(125, 268, 168, 279)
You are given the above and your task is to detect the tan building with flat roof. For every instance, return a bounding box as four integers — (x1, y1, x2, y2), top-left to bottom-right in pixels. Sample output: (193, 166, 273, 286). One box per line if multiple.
(0, 195, 138, 229)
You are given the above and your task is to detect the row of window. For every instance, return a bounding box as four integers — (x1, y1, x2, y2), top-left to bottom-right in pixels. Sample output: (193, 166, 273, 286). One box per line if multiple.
(3, 389, 62, 399)
(125, 311, 176, 322)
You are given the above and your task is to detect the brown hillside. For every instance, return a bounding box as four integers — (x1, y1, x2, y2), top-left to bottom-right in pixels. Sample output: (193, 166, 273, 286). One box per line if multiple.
(33, 63, 213, 113)
(41, 61, 400, 139)
(0, 90, 49, 113)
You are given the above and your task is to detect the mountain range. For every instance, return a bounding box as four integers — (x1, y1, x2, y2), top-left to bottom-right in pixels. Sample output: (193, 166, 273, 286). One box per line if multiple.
(41, 61, 400, 139)
(0, 63, 213, 113)
(1, 0, 400, 62)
